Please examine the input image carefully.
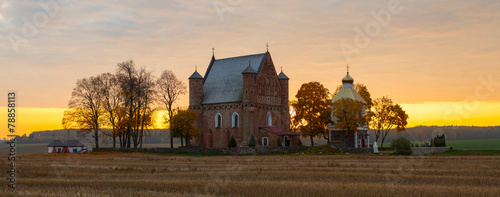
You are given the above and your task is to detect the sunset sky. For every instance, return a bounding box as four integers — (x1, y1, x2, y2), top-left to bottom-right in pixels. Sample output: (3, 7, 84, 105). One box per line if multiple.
(1, 0, 499, 138)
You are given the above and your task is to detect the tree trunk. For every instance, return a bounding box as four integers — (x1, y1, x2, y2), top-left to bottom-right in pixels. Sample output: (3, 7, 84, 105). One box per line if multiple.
(113, 132, 116, 149)
(181, 136, 184, 147)
(170, 135, 174, 148)
(119, 133, 123, 148)
(310, 136, 314, 147)
(94, 129, 99, 149)
(127, 127, 131, 148)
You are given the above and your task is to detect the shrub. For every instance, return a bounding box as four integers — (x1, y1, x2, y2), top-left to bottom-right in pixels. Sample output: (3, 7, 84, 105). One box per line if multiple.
(302, 145, 342, 155)
(228, 136, 237, 147)
(392, 137, 412, 155)
(297, 140, 303, 147)
(433, 134, 446, 147)
(248, 136, 256, 147)
(277, 138, 282, 147)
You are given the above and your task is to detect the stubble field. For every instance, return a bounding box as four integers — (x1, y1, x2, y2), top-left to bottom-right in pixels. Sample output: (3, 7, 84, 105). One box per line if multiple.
(1, 153, 499, 197)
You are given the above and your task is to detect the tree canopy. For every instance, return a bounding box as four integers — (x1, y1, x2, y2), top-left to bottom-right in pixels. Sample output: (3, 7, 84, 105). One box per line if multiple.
(367, 96, 409, 147)
(291, 81, 331, 146)
(331, 98, 367, 147)
(170, 109, 200, 146)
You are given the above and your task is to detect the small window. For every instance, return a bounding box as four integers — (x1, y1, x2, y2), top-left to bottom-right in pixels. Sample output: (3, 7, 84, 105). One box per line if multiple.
(266, 112, 272, 126)
(232, 112, 239, 128)
(262, 137, 269, 147)
(215, 113, 222, 128)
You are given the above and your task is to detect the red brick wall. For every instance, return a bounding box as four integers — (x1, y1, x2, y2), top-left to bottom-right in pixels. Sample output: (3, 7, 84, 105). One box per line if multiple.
(190, 52, 293, 148)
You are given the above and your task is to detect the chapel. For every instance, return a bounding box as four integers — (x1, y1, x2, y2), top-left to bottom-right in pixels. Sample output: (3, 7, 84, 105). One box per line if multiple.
(188, 50, 299, 147)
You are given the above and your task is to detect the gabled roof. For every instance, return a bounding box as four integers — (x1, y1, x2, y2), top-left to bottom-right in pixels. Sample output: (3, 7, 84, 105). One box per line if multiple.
(48, 140, 85, 147)
(202, 52, 267, 104)
(48, 140, 65, 147)
(277, 71, 289, 80)
(242, 65, 257, 74)
(260, 126, 299, 136)
(332, 87, 367, 104)
(66, 140, 84, 147)
(189, 70, 203, 79)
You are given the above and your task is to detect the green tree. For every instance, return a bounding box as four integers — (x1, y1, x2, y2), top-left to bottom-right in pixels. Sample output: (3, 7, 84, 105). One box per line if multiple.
(331, 98, 366, 147)
(392, 137, 412, 155)
(170, 109, 200, 146)
(249, 135, 256, 147)
(367, 96, 409, 147)
(291, 81, 331, 146)
(228, 136, 237, 147)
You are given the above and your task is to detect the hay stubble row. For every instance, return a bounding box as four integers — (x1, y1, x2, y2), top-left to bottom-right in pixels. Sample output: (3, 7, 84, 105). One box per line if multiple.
(1, 153, 499, 196)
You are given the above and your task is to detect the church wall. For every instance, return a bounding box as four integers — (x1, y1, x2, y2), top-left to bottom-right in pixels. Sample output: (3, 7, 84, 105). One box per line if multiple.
(190, 52, 293, 148)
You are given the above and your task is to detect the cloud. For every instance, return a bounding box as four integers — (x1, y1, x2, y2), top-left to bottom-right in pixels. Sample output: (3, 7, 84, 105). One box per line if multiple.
(0, 0, 499, 109)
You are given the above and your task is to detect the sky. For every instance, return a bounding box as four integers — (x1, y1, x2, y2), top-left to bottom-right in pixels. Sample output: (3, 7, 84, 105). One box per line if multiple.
(1, 0, 499, 138)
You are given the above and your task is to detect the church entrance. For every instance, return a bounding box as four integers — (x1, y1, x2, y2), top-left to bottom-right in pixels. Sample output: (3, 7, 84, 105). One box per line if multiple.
(284, 136, 290, 147)
(361, 135, 365, 147)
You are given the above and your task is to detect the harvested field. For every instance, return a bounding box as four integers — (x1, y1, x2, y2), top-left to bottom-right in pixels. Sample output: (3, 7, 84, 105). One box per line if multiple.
(1, 153, 499, 196)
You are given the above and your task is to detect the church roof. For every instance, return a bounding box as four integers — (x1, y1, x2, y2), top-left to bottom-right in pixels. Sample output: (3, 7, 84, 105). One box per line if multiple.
(202, 52, 267, 104)
(332, 86, 367, 104)
(189, 70, 203, 79)
(342, 72, 354, 83)
(242, 65, 257, 74)
(277, 71, 289, 80)
(260, 126, 299, 136)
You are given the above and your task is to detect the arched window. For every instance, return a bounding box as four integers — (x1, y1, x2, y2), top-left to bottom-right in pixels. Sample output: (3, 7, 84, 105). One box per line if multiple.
(266, 112, 272, 126)
(262, 137, 269, 147)
(232, 112, 239, 128)
(215, 113, 222, 128)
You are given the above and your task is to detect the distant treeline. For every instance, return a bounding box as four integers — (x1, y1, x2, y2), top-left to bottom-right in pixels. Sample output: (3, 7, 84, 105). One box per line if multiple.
(13, 129, 171, 144)
(372, 126, 500, 143)
(11, 126, 500, 145)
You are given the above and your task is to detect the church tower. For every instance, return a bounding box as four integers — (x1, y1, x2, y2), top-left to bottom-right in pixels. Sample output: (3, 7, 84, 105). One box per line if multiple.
(189, 67, 204, 106)
(242, 62, 257, 103)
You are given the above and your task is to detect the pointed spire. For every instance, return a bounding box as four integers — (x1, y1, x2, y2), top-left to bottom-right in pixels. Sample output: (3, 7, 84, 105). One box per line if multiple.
(189, 66, 203, 79)
(266, 43, 269, 52)
(212, 47, 215, 57)
(342, 64, 354, 84)
(242, 60, 257, 74)
(278, 66, 289, 80)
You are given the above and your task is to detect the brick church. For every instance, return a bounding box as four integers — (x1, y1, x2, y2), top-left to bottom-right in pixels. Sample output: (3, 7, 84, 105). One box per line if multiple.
(188, 51, 299, 147)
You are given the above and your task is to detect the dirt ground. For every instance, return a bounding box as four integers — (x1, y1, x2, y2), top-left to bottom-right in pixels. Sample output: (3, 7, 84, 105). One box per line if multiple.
(1, 153, 499, 196)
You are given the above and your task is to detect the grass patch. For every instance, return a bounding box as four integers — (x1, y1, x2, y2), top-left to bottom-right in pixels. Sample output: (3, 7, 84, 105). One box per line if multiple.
(446, 139, 500, 150)
(427, 149, 500, 156)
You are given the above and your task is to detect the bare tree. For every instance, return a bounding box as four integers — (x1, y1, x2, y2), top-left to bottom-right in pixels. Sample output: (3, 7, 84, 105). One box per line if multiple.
(99, 73, 123, 148)
(116, 60, 157, 148)
(63, 76, 104, 148)
(156, 70, 186, 148)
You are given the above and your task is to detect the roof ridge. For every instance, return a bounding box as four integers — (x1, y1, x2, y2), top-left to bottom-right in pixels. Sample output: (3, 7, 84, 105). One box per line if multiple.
(215, 52, 266, 61)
